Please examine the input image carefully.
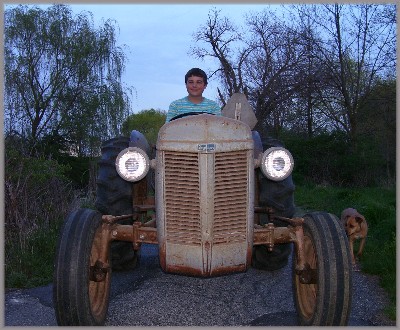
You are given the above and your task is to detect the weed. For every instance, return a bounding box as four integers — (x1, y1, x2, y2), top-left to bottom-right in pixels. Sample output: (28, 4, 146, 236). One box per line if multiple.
(5, 219, 63, 288)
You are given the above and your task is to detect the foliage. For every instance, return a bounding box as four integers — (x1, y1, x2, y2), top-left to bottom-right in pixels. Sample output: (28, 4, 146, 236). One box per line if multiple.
(4, 4, 132, 156)
(295, 184, 396, 320)
(4, 140, 77, 281)
(356, 79, 396, 185)
(28, 131, 98, 188)
(282, 128, 394, 187)
(279, 75, 396, 187)
(4, 135, 99, 288)
(121, 109, 166, 146)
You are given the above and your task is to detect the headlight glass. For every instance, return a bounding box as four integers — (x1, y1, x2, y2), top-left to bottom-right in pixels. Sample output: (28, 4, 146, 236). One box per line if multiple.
(261, 147, 294, 181)
(116, 147, 150, 182)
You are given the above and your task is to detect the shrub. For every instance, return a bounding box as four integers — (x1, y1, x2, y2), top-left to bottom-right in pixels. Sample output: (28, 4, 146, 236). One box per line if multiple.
(5, 144, 78, 287)
(282, 130, 394, 187)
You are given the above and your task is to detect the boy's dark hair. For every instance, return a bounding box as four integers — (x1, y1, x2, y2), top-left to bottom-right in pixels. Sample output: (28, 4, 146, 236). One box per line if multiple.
(185, 68, 208, 85)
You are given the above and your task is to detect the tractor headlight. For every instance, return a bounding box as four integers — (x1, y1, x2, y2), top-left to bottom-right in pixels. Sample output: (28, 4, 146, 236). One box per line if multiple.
(116, 147, 150, 182)
(260, 147, 294, 181)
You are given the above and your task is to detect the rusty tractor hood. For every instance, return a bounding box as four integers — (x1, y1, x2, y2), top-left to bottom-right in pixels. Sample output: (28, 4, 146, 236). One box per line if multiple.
(157, 114, 253, 153)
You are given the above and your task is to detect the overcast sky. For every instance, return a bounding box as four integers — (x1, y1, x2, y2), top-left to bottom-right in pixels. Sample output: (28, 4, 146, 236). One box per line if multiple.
(61, 4, 280, 113)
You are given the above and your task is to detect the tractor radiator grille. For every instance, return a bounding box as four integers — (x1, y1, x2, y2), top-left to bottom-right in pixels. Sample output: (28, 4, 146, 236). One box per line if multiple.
(163, 150, 249, 246)
(213, 151, 248, 244)
(164, 151, 202, 245)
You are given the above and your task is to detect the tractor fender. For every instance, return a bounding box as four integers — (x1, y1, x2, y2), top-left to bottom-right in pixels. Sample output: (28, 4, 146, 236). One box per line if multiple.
(252, 131, 263, 159)
(129, 130, 151, 155)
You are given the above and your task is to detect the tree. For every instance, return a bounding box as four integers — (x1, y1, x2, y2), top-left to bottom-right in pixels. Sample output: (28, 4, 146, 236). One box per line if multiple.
(356, 79, 396, 185)
(191, 8, 313, 137)
(292, 4, 396, 147)
(282, 7, 331, 138)
(191, 8, 244, 105)
(242, 9, 312, 136)
(121, 109, 166, 146)
(192, 5, 395, 141)
(4, 4, 132, 156)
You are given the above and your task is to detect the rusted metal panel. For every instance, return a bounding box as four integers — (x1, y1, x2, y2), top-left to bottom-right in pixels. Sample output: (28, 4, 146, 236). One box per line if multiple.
(166, 262, 248, 278)
(163, 242, 249, 277)
(163, 151, 202, 246)
(213, 151, 249, 244)
(209, 242, 249, 276)
(133, 175, 149, 204)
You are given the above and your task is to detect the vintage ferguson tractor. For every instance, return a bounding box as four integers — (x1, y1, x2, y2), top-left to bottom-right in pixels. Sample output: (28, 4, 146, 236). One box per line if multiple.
(53, 93, 352, 326)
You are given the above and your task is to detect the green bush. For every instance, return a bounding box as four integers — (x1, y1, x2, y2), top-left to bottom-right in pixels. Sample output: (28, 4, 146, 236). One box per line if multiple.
(282, 130, 394, 187)
(54, 154, 97, 189)
(5, 144, 77, 288)
(121, 108, 166, 146)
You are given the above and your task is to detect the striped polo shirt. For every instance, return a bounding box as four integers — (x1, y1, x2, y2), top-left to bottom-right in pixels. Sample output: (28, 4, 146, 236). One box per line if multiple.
(166, 96, 221, 122)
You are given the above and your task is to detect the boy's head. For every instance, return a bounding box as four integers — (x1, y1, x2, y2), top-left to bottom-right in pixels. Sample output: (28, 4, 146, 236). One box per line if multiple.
(185, 68, 208, 86)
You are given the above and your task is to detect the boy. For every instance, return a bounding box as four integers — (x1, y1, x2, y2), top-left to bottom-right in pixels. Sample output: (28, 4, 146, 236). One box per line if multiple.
(166, 68, 221, 122)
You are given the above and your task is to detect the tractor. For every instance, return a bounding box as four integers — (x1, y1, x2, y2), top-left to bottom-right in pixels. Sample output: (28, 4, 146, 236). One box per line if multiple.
(53, 93, 352, 326)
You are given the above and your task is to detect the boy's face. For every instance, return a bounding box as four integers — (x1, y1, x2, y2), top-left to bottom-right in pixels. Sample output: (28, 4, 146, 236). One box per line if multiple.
(186, 75, 207, 98)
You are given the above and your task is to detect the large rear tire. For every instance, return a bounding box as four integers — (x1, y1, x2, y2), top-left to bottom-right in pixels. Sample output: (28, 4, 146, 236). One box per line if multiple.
(53, 208, 111, 326)
(252, 137, 295, 270)
(293, 212, 352, 326)
(95, 137, 133, 216)
(258, 137, 296, 219)
(95, 137, 139, 270)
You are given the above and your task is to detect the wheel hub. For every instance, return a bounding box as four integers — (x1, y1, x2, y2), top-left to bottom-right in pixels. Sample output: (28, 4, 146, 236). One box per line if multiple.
(89, 260, 110, 282)
(296, 263, 318, 284)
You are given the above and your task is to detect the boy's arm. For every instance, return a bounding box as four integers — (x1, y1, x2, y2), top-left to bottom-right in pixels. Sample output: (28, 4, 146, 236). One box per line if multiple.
(212, 101, 222, 116)
(166, 103, 178, 123)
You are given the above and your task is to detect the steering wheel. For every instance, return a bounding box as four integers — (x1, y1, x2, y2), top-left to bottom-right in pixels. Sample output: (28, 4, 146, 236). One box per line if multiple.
(170, 112, 215, 121)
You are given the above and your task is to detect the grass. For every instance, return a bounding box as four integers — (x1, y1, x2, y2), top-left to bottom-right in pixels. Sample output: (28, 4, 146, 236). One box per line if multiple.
(4, 194, 96, 289)
(294, 183, 396, 320)
(5, 219, 63, 288)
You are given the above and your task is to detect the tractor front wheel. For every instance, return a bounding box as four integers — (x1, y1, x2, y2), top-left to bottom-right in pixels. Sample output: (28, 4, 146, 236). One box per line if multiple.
(53, 208, 111, 326)
(293, 212, 352, 326)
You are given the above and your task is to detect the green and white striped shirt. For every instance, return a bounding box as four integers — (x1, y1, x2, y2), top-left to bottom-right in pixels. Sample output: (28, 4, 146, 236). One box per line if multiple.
(166, 97, 221, 122)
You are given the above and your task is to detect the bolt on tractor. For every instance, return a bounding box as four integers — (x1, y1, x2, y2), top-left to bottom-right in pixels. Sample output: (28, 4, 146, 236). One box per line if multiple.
(53, 93, 352, 326)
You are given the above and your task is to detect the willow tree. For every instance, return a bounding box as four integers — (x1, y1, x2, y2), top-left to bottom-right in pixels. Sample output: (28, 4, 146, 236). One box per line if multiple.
(4, 4, 132, 156)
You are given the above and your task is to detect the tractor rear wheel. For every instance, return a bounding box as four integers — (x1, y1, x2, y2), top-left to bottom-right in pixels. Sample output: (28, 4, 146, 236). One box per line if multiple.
(95, 136, 133, 216)
(95, 137, 139, 270)
(252, 137, 295, 270)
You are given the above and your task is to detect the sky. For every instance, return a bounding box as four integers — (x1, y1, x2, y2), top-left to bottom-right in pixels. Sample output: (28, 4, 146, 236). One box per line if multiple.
(37, 3, 282, 113)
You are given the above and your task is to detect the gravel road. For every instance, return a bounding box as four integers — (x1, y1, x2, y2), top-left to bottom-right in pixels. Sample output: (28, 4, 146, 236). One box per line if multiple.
(4, 244, 395, 326)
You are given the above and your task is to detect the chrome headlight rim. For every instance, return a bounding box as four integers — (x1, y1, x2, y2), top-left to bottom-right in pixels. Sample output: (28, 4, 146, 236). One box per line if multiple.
(260, 147, 294, 181)
(115, 147, 150, 182)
